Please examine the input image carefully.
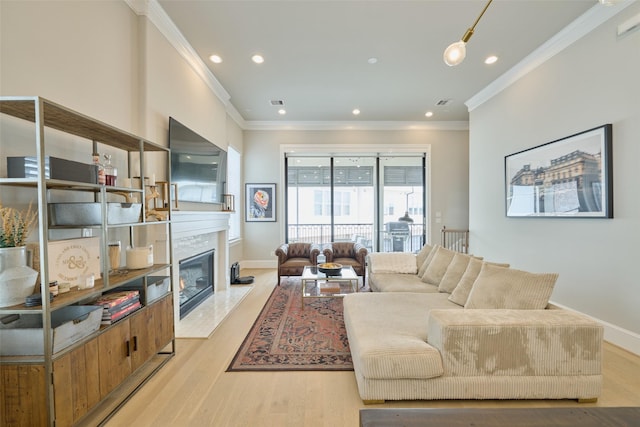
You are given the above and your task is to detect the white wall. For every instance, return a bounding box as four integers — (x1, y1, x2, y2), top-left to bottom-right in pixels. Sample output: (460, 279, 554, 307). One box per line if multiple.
(0, 1, 139, 133)
(243, 129, 469, 264)
(0, 1, 243, 265)
(469, 3, 640, 353)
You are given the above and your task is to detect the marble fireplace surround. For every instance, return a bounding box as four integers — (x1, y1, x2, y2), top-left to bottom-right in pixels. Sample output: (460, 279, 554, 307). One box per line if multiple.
(169, 211, 230, 326)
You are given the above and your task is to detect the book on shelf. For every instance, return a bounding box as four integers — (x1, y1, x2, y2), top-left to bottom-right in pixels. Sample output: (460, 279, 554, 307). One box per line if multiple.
(95, 290, 139, 309)
(102, 296, 140, 318)
(102, 296, 140, 316)
(101, 300, 142, 325)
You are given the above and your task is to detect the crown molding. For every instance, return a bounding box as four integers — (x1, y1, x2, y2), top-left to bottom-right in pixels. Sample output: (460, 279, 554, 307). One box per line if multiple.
(244, 120, 469, 132)
(124, 0, 247, 128)
(466, 1, 636, 112)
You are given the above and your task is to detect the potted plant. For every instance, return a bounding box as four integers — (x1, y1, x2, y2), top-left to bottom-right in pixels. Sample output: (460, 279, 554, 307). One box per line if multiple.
(0, 203, 39, 307)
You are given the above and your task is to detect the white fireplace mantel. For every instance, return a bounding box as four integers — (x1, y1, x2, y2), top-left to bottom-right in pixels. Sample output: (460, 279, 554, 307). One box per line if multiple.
(170, 211, 230, 323)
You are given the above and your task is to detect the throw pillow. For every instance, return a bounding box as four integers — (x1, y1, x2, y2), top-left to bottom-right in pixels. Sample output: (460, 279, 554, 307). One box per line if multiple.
(448, 259, 510, 306)
(415, 244, 433, 268)
(421, 246, 456, 286)
(417, 244, 439, 278)
(465, 264, 558, 310)
(438, 252, 472, 293)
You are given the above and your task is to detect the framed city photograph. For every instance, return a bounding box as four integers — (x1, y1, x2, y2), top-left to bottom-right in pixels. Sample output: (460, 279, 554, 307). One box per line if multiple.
(246, 183, 276, 222)
(505, 124, 612, 218)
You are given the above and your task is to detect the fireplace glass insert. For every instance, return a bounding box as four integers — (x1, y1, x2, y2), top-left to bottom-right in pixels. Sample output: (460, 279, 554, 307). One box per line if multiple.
(178, 249, 214, 318)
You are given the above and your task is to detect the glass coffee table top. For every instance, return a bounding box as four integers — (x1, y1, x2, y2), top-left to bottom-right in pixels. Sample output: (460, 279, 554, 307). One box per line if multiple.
(301, 265, 359, 308)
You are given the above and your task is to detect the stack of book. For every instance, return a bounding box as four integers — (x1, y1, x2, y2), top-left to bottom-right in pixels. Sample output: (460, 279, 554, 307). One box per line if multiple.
(95, 290, 141, 325)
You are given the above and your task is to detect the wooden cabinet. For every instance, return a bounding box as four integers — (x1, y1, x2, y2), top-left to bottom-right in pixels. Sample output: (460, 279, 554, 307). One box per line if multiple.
(52, 340, 100, 426)
(0, 97, 175, 426)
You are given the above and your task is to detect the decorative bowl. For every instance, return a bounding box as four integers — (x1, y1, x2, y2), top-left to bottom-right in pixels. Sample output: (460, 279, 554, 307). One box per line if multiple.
(318, 262, 343, 276)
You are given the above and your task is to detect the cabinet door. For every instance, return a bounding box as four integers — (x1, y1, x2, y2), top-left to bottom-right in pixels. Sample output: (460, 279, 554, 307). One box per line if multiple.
(129, 307, 156, 372)
(97, 320, 131, 398)
(52, 339, 100, 425)
(0, 364, 47, 427)
(154, 294, 175, 352)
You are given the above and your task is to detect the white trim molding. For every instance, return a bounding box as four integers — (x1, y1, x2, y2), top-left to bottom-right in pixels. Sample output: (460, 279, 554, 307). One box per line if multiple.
(125, 0, 247, 128)
(466, 1, 637, 112)
(551, 300, 640, 356)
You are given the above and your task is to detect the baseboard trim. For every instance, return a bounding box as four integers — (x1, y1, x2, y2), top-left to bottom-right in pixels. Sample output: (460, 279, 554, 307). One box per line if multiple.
(550, 300, 640, 356)
(241, 260, 277, 269)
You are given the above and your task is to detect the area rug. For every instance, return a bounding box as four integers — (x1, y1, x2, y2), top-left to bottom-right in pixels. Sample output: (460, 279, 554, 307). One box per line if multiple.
(227, 279, 353, 371)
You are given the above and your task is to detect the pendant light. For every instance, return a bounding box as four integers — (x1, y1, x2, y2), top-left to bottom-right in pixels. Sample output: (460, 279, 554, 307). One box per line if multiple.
(443, 0, 494, 66)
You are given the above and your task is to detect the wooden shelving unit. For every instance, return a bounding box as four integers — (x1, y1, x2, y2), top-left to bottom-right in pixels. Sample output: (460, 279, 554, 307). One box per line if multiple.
(0, 96, 175, 426)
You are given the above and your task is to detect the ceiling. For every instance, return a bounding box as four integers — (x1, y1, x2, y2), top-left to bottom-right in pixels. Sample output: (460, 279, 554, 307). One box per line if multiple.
(157, 0, 599, 126)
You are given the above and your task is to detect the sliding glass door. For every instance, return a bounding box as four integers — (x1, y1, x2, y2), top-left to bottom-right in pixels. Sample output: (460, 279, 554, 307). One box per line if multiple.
(285, 153, 425, 253)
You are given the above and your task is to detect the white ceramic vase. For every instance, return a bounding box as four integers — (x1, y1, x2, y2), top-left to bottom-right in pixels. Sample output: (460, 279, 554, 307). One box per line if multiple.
(0, 246, 39, 307)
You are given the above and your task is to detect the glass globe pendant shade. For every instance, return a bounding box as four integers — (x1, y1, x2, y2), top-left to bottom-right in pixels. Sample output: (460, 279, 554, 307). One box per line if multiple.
(444, 41, 467, 66)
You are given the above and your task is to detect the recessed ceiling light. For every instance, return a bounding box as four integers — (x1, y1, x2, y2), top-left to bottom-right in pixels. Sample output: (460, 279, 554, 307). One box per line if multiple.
(425, 111, 434, 118)
(367, 57, 378, 64)
(352, 108, 361, 116)
(209, 54, 222, 64)
(484, 55, 498, 65)
(251, 54, 264, 64)
(278, 109, 286, 115)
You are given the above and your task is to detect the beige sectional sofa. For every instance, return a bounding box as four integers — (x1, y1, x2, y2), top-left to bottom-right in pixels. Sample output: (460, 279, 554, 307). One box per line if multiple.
(343, 245, 604, 403)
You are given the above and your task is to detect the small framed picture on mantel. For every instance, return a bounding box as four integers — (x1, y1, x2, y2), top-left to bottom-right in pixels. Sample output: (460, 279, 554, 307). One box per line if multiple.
(246, 183, 276, 222)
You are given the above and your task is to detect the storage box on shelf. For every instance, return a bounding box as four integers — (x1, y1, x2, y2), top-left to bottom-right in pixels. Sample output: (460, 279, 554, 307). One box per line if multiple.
(0, 96, 175, 427)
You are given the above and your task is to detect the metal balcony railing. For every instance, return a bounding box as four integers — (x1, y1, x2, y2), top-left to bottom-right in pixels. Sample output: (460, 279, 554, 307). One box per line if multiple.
(287, 223, 425, 253)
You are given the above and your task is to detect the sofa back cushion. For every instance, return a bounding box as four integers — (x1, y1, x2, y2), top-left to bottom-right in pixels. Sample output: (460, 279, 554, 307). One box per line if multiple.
(448, 259, 510, 306)
(288, 243, 311, 258)
(415, 244, 433, 269)
(438, 252, 472, 293)
(421, 246, 456, 286)
(331, 242, 355, 258)
(465, 263, 558, 310)
(417, 244, 439, 278)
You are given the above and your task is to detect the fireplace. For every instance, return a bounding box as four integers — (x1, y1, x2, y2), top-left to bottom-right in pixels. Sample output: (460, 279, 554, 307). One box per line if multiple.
(178, 249, 214, 319)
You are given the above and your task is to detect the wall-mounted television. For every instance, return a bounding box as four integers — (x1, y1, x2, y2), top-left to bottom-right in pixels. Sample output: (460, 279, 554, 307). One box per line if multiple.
(169, 117, 227, 204)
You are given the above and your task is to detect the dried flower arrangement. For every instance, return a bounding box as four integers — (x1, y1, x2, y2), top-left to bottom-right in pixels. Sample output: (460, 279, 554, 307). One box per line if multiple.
(0, 203, 38, 248)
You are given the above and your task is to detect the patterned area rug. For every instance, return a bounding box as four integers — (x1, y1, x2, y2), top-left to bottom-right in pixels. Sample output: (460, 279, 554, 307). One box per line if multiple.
(227, 279, 353, 371)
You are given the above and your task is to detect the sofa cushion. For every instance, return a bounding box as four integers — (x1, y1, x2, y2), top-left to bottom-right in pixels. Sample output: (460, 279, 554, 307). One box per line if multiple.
(447, 258, 483, 306)
(369, 273, 439, 293)
(465, 264, 558, 310)
(343, 292, 460, 380)
(421, 246, 456, 286)
(417, 244, 439, 278)
(438, 252, 472, 294)
(448, 259, 509, 306)
(415, 244, 433, 269)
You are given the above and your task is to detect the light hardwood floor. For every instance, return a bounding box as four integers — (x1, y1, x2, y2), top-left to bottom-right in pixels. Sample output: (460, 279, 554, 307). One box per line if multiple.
(105, 269, 640, 427)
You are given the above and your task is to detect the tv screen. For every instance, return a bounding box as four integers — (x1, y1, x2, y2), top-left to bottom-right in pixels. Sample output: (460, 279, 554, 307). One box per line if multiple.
(169, 117, 227, 204)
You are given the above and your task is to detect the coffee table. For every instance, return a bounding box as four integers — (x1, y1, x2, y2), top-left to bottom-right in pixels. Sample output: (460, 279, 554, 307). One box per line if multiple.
(301, 265, 359, 309)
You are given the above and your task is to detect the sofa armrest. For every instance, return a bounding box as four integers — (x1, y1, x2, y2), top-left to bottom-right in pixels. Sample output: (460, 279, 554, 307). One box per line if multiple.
(275, 244, 289, 264)
(310, 243, 321, 264)
(427, 309, 603, 377)
(354, 242, 368, 265)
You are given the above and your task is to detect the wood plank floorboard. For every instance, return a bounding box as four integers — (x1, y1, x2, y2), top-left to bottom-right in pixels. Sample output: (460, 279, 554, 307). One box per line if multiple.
(105, 269, 640, 427)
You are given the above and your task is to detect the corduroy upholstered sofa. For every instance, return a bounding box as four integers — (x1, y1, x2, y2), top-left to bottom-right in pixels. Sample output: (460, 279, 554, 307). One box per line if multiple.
(342, 245, 603, 403)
